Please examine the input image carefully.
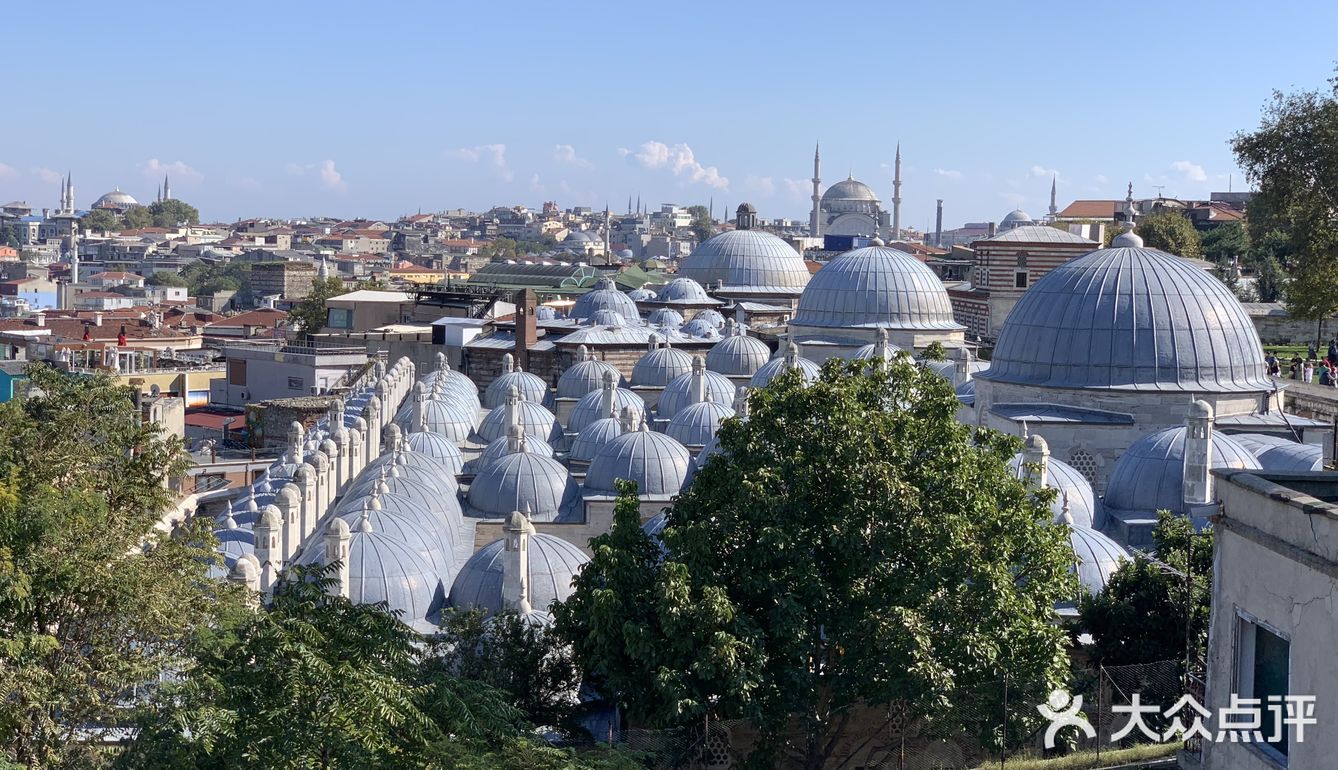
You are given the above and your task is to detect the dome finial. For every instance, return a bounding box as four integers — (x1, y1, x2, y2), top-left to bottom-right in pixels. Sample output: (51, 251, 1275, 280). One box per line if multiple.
(1111, 226, 1144, 248)
(356, 504, 374, 533)
(870, 236, 885, 247)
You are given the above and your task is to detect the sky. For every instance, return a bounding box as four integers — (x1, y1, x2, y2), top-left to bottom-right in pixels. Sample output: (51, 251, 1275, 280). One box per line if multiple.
(3, 1, 1337, 229)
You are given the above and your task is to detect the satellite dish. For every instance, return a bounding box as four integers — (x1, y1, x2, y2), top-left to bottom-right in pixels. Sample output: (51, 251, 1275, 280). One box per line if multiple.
(149, 384, 161, 397)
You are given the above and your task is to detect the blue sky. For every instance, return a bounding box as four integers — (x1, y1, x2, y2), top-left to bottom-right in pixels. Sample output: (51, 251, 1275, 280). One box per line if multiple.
(4, 1, 1337, 227)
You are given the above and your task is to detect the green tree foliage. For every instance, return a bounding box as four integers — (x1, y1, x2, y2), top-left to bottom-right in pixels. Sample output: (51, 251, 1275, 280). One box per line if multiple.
(1135, 209, 1202, 258)
(146, 271, 188, 287)
(79, 208, 122, 233)
(148, 199, 200, 227)
(431, 609, 586, 738)
(557, 360, 1076, 768)
(1252, 253, 1286, 303)
(0, 365, 234, 769)
(122, 206, 153, 229)
(921, 340, 947, 361)
(479, 238, 553, 261)
(182, 262, 251, 303)
(288, 275, 347, 337)
(1, 227, 17, 247)
(1078, 512, 1213, 667)
(1200, 221, 1249, 264)
(687, 204, 714, 243)
(1233, 74, 1338, 324)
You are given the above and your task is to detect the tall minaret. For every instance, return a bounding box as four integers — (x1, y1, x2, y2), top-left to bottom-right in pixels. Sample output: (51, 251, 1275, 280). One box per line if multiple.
(162, 174, 171, 202)
(1049, 174, 1058, 218)
(809, 142, 822, 238)
(891, 143, 903, 242)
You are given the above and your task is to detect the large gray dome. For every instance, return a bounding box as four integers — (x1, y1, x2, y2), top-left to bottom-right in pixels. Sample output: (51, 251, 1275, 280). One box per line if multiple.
(466, 447, 580, 522)
(658, 369, 737, 419)
(983, 246, 1272, 392)
(448, 533, 589, 615)
(678, 229, 811, 291)
(656, 277, 712, 304)
(571, 278, 640, 321)
(586, 424, 694, 496)
(792, 245, 962, 330)
(822, 177, 879, 204)
(1103, 426, 1260, 519)
(485, 369, 553, 409)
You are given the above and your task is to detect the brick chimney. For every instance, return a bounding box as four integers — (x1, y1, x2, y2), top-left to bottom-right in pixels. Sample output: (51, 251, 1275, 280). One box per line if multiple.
(514, 289, 537, 372)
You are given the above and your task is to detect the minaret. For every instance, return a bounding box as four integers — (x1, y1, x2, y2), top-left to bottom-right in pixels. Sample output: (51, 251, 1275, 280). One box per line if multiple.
(163, 174, 171, 202)
(810, 142, 823, 237)
(1048, 174, 1058, 218)
(1183, 400, 1215, 507)
(502, 509, 536, 613)
(891, 143, 902, 241)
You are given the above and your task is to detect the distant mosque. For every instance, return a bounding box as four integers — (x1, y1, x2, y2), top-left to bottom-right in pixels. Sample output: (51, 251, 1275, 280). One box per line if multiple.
(808, 142, 903, 240)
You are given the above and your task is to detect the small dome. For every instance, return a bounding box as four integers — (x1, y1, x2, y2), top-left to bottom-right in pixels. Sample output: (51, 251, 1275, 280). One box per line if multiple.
(419, 397, 478, 445)
(628, 287, 656, 301)
(571, 278, 640, 321)
(473, 429, 556, 471)
(983, 245, 1271, 392)
(1008, 453, 1096, 528)
(535, 305, 559, 321)
(692, 309, 726, 328)
(1069, 525, 1129, 597)
(642, 511, 668, 540)
(1254, 441, 1324, 471)
(666, 399, 735, 447)
(850, 329, 904, 361)
(658, 369, 737, 419)
(678, 229, 810, 291)
(569, 416, 626, 463)
(999, 209, 1034, 230)
(556, 354, 625, 400)
(329, 501, 451, 576)
(706, 330, 772, 376)
(418, 355, 479, 404)
(472, 398, 563, 446)
(679, 319, 721, 339)
(585, 309, 627, 326)
(567, 386, 646, 433)
(467, 447, 580, 522)
(632, 344, 695, 387)
(792, 245, 961, 331)
(657, 277, 712, 304)
(449, 533, 590, 615)
(586, 423, 694, 496)
(345, 464, 461, 523)
(750, 345, 821, 389)
(484, 366, 553, 410)
(404, 430, 465, 475)
(1103, 426, 1261, 518)
(647, 308, 684, 327)
(337, 517, 447, 634)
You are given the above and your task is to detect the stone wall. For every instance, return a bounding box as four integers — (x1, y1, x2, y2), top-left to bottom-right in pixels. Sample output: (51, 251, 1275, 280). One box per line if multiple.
(247, 395, 339, 448)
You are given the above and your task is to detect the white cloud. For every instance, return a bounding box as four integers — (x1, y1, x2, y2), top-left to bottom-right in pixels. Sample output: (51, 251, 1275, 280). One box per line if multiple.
(553, 144, 592, 169)
(1170, 160, 1207, 183)
(934, 168, 963, 180)
(745, 175, 775, 197)
(628, 140, 729, 190)
(999, 191, 1027, 206)
(319, 160, 347, 194)
(447, 143, 512, 181)
(141, 158, 203, 182)
(0, 163, 17, 180)
(783, 178, 809, 198)
(30, 167, 61, 184)
(1030, 165, 1059, 179)
(529, 173, 545, 193)
(1094, 174, 1109, 186)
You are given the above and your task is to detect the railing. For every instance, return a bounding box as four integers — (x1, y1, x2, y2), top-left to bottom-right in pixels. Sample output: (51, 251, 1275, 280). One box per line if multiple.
(191, 474, 233, 494)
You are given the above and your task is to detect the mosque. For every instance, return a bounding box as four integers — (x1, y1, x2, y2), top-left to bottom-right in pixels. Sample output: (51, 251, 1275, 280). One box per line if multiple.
(205, 209, 1328, 646)
(808, 143, 903, 240)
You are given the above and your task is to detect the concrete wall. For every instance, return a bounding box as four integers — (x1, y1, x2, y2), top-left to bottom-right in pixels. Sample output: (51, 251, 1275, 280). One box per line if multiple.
(1204, 471, 1338, 769)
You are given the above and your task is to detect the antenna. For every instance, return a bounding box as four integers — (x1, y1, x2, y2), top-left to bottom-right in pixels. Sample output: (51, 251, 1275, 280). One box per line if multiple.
(1152, 185, 1166, 198)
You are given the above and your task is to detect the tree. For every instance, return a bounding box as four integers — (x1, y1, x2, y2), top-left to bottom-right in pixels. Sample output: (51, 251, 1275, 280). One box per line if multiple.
(122, 206, 153, 229)
(149, 199, 200, 228)
(183, 262, 251, 302)
(557, 360, 1075, 768)
(431, 609, 586, 738)
(288, 275, 346, 337)
(687, 204, 714, 243)
(79, 209, 122, 233)
(1251, 252, 1286, 303)
(1, 226, 18, 248)
(147, 271, 187, 287)
(1233, 73, 1338, 330)
(1200, 221, 1250, 264)
(0, 364, 236, 768)
(1135, 209, 1202, 258)
(1078, 512, 1213, 667)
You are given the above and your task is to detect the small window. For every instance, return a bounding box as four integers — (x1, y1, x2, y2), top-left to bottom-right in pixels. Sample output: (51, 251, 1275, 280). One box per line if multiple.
(1014, 270, 1029, 289)
(1237, 614, 1291, 759)
(287, 376, 304, 390)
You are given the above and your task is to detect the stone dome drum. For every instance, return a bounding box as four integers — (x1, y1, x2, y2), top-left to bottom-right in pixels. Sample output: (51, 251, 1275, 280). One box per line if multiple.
(983, 245, 1273, 392)
(792, 245, 962, 331)
(448, 533, 590, 615)
(678, 229, 811, 291)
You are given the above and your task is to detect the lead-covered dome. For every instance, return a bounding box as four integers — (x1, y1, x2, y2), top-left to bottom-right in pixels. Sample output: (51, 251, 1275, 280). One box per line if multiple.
(1069, 526, 1129, 597)
(1103, 426, 1261, 518)
(706, 328, 772, 376)
(665, 397, 735, 447)
(466, 444, 580, 522)
(556, 350, 626, 400)
(750, 344, 821, 389)
(656, 277, 712, 304)
(321, 515, 446, 634)
(658, 368, 737, 419)
(632, 343, 694, 386)
(983, 245, 1272, 392)
(792, 245, 962, 330)
(571, 278, 640, 321)
(585, 422, 694, 496)
(448, 533, 590, 615)
(1009, 453, 1096, 528)
(678, 229, 811, 291)
(472, 395, 562, 446)
(484, 357, 553, 409)
(822, 177, 879, 205)
(404, 430, 465, 475)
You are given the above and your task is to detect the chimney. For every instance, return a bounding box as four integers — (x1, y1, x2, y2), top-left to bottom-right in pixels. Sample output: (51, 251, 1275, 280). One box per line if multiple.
(934, 200, 944, 247)
(987, 221, 997, 238)
(94, 312, 103, 327)
(514, 289, 537, 372)
(34, 311, 44, 327)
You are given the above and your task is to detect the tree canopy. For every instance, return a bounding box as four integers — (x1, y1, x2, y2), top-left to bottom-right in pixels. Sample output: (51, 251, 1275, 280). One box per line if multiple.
(79, 208, 121, 233)
(687, 204, 714, 243)
(146, 270, 188, 287)
(1135, 209, 1202, 258)
(149, 199, 200, 227)
(1200, 221, 1249, 264)
(0, 365, 234, 769)
(288, 275, 347, 337)
(1233, 72, 1338, 322)
(556, 358, 1075, 768)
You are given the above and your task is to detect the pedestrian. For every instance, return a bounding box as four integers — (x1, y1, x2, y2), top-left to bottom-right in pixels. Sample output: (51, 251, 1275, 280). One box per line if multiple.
(1304, 359, 1315, 384)
(1309, 342, 1319, 361)
(1290, 356, 1302, 379)
(1265, 352, 1280, 377)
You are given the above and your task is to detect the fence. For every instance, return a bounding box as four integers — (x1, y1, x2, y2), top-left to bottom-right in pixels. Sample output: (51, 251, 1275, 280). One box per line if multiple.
(603, 660, 1195, 769)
